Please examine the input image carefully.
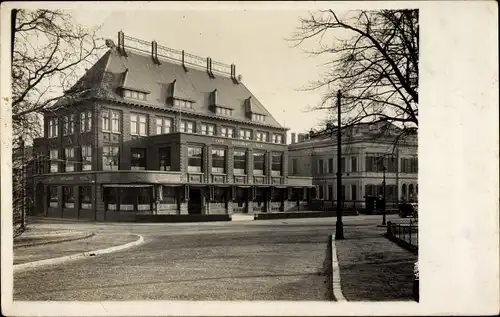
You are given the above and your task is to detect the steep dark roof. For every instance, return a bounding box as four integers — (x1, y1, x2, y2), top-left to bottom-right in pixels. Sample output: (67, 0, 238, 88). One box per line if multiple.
(56, 48, 284, 129)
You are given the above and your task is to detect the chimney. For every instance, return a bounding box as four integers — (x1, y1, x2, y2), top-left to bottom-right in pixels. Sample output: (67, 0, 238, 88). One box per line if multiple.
(181, 50, 188, 72)
(117, 31, 126, 56)
(291, 133, 296, 144)
(298, 133, 305, 142)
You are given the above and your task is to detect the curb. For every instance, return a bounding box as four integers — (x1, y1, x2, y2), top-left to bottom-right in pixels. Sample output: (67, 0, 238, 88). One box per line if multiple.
(14, 234, 145, 272)
(330, 234, 347, 302)
(14, 232, 96, 249)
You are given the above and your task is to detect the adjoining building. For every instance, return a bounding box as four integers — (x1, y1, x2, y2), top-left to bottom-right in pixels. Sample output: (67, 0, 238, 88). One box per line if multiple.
(288, 122, 418, 213)
(32, 32, 313, 221)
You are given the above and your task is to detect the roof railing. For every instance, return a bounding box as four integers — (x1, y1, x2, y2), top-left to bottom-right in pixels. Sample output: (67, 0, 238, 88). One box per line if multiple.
(117, 31, 234, 78)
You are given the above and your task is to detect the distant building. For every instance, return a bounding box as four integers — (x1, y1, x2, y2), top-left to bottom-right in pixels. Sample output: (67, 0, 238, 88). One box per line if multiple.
(288, 122, 418, 212)
(31, 32, 313, 221)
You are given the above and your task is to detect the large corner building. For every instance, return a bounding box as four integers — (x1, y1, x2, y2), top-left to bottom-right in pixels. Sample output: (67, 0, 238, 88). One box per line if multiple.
(32, 32, 313, 221)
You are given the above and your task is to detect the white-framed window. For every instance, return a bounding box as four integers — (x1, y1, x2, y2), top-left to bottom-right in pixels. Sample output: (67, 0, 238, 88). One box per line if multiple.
(200, 123, 215, 136)
(156, 117, 173, 135)
(253, 152, 265, 175)
(124, 89, 147, 101)
(81, 145, 92, 171)
(131, 113, 148, 136)
(103, 110, 121, 133)
(64, 148, 75, 172)
(159, 147, 171, 171)
(80, 111, 92, 133)
(239, 128, 252, 140)
(102, 111, 110, 131)
(256, 131, 268, 142)
(211, 148, 226, 173)
(63, 115, 74, 135)
(187, 146, 203, 172)
(63, 186, 75, 209)
(49, 149, 59, 173)
(215, 107, 233, 116)
(174, 99, 193, 109)
(233, 150, 246, 175)
(252, 113, 266, 122)
(102, 145, 119, 170)
(131, 148, 146, 171)
(272, 134, 283, 144)
(48, 118, 59, 138)
(271, 153, 282, 176)
(111, 112, 120, 132)
(180, 120, 194, 133)
(221, 126, 234, 138)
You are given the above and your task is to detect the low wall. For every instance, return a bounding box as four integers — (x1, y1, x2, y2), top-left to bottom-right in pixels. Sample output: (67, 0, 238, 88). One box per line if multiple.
(135, 214, 231, 223)
(254, 210, 358, 220)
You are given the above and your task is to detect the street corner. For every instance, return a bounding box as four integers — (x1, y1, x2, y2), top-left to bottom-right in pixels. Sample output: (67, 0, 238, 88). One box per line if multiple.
(13, 226, 96, 248)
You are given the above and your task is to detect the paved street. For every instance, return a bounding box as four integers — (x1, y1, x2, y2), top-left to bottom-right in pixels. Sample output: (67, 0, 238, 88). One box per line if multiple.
(13, 214, 414, 301)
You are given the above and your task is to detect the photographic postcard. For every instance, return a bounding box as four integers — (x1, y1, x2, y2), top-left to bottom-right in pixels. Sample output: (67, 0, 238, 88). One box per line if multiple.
(0, 1, 498, 316)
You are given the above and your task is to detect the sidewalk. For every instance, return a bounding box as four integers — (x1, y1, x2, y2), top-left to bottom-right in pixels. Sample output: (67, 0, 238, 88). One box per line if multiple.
(334, 226, 418, 301)
(13, 226, 141, 266)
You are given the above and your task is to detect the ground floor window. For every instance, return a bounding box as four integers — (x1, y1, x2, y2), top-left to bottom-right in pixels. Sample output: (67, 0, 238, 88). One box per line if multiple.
(48, 186, 58, 207)
(160, 186, 178, 204)
(351, 185, 357, 201)
(234, 187, 247, 207)
(80, 186, 92, 209)
(271, 189, 283, 202)
(63, 186, 75, 209)
(211, 187, 226, 203)
(104, 186, 153, 211)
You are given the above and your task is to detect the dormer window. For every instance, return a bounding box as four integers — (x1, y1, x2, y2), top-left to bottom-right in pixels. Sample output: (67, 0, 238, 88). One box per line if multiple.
(123, 89, 147, 101)
(252, 113, 266, 122)
(256, 131, 268, 142)
(173, 99, 193, 109)
(272, 134, 283, 144)
(215, 107, 233, 116)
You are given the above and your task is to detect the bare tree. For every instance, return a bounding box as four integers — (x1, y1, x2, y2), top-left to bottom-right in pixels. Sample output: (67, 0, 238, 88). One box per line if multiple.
(290, 9, 418, 138)
(11, 9, 104, 145)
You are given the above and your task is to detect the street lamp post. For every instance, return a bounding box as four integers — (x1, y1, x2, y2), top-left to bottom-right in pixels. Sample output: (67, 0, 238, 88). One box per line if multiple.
(382, 163, 387, 226)
(335, 90, 344, 240)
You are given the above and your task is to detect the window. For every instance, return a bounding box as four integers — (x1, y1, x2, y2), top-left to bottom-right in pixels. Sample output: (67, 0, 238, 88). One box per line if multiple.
(221, 126, 234, 138)
(80, 111, 92, 133)
(79, 186, 92, 209)
(271, 153, 282, 176)
(351, 157, 357, 172)
(48, 186, 58, 207)
(102, 146, 119, 170)
(405, 157, 418, 173)
(63, 186, 75, 209)
(81, 146, 92, 171)
(318, 185, 324, 199)
(341, 185, 346, 200)
(173, 99, 193, 109)
(328, 158, 334, 174)
(351, 184, 357, 200)
(130, 114, 148, 136)
(292, 158, 298, 175)
(64, 148, 75, 172)
(216, 107, 232, 116)
(211, 149, 226, 173)
(49, 149, 59, 173)
(251, 113, 265, 122)
(160, 186, 178, 204)
(156, 117, 173, 135)
(159, 148, 171, 171)
(111, 112, 120, 132)
(124, 89, 147, 101)
(317, 159, 324, 175)
(180, 120, 194, 133)
(63, 115, 74, 135)
(233, 151, 246, 175)
(239, 128, 252, 140)
(187, 147, 203, 172)
(341, 157, 346, 173)
(102, 111, 110, 131)
(272, 134, 283, 144)
(328, 185, 334, 201)
(131, 148, 146, 170)
(253, 152, 265, 175)
(201, 123, 215, 136)
(48, 118, 58, 138)
(256, 131, 268, 142)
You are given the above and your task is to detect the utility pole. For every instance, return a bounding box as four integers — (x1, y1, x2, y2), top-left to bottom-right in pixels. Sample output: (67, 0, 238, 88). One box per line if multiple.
(335, 90, 344, 240)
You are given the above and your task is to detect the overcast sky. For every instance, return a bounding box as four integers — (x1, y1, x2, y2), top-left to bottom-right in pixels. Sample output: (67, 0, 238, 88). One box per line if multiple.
(70, 9, 334, 139)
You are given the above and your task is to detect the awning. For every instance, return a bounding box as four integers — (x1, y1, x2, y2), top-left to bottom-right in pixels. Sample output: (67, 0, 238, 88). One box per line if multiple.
(102, 184, 154, 188)
(235, 185, 251, 188)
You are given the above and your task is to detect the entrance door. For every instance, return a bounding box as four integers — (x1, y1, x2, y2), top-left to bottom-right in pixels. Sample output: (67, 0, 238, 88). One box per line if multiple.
(188, 188, 202, 215)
